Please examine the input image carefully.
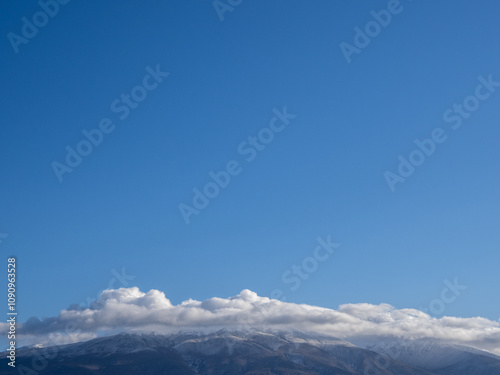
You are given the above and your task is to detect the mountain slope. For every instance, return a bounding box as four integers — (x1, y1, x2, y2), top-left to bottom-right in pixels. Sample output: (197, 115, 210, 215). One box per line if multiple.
(1, 330, 499, 375)
(362, 339, 500, 375)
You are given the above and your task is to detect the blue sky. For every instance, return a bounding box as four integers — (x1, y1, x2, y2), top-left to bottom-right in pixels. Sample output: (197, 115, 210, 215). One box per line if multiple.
(1, 0, 499, 325)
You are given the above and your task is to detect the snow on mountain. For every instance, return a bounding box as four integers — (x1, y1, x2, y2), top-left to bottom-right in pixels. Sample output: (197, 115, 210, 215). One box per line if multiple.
(3, 330, 500, 375)
(360, 339, 500, 374)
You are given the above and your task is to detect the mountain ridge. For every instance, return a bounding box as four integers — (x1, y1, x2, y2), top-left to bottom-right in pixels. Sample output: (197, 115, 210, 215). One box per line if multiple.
(2, 330, 500, 374)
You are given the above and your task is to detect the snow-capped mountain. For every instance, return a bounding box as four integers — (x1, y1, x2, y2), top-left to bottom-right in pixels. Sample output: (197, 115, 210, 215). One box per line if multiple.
(360, 339, 500, 375)
(2, 330, 499, 374)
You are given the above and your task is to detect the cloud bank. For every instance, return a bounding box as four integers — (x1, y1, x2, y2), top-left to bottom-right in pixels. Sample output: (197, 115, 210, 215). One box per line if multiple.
(4, 287, 500, 355)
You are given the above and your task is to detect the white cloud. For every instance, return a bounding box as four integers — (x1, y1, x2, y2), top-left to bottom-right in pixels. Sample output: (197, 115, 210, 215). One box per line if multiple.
(4, 287, 500, 355)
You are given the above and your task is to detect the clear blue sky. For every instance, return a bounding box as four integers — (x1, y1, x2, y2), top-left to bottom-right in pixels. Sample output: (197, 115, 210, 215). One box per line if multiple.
(1, 0, 499, 323)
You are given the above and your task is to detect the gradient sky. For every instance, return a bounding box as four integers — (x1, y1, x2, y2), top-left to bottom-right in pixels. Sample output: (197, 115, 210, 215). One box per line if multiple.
(1, 0, 499, 324)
